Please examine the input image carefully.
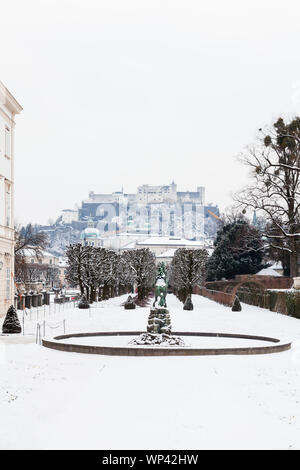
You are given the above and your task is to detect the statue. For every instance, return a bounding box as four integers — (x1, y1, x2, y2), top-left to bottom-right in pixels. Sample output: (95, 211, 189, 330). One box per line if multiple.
(153, 262, 168, 308)
(130, 262, 185, 346)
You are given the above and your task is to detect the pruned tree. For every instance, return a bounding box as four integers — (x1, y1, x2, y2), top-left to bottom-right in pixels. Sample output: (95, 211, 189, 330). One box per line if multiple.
(65, 244, 88, 294)
(123, 248, 156, 300)
(118, 252, 136, 294)
(234, 117, 300, 277)
(170, 248, 208, 302)
(65, 244, 135, 302)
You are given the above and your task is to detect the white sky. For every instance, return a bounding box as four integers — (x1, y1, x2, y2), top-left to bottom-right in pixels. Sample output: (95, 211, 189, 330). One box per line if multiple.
(1, 0, 300, 225)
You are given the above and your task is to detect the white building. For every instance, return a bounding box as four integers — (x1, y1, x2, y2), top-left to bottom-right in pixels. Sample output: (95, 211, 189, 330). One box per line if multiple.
(61, 208, 78, 224)
(0, 82, 22, 317)
(80, 219, 103, 247)
(119, 236, 211, 264)
(136, 236, 207, 256)
(137, 182, 177, 204)
(23, 249, 59, 266)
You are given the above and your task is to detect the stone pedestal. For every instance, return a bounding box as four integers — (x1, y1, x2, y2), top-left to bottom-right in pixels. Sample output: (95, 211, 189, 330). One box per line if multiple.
(147, 307, 171, 335)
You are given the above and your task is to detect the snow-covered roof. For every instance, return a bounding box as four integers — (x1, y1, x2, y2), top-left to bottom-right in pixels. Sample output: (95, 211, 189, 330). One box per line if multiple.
(271, 261, 283, 270)
(120, 242, 136, 250)
(256, 267, 282, 277)
(23, 248, 58, 259)
(80, 227, 102, 239)
(157, 249, 177, 258)
(136, 237, 205, 247)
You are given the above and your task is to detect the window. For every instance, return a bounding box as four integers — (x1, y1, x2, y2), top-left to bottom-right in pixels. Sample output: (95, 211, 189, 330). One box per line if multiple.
(6, 268, 10, 300)
(5, 127, 10, 158)
(5, 183, 11, 226)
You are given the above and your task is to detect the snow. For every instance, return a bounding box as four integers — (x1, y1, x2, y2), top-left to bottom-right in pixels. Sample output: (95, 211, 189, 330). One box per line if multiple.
(58, 335, 277, 349)
(157, 248, 177, 258)
(0, 293, 300, 450)
(256, 266, 282, 276)
(271, 261, 283, 270)
(137, 236, 206, 247)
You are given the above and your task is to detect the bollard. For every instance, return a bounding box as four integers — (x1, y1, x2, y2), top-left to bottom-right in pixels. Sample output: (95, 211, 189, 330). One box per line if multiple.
(31, 292, 38, 308)
(25, 293, 32, 309)
(37, 293, 43, 307)
(44, 291, 50, 306)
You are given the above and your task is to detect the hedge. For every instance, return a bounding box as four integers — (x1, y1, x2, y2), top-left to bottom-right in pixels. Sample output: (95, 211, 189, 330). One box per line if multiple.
(237, 288, 300, 318)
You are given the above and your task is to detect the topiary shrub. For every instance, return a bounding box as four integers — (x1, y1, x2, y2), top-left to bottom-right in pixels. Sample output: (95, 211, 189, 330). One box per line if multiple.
(124, 295, 136, 310)
(183, 295, 193, 310)
(231, 296, 242, 312)
(2, 305, 22, 334)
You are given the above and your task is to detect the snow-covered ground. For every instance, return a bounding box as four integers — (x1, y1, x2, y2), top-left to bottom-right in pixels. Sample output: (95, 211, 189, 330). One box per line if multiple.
(0, 293, 300, 450)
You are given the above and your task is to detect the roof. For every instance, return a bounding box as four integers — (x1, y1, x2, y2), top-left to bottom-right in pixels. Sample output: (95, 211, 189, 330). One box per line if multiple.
(120, 242, 136, 250)
(157, 249, 177, 258)
(256, 267, 282, 277)
(136, 237, 205, 247)
(80, 227, 102, 239)
(0, 81, 23, 114)
(23, 249, 58, 259)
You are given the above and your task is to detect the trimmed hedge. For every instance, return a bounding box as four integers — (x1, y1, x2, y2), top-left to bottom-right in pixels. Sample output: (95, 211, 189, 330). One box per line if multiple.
(237, 288, 300, 318)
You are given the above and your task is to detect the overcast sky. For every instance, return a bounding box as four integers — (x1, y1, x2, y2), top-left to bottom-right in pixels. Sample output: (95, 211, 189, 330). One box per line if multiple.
(1, 0, 300, 225)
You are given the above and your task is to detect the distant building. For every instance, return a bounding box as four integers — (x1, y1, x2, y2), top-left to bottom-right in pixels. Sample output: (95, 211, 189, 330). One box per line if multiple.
(135, 236, 208, 256)
(0, 82, 22, 316)
(17, 249, 60, 290)
(78, 183, 206, 215)
(137, 181, 178, 204)
(80, 219, 103, 247)
(50, 183, 219, 256)
(118, 236, 213, 264)
(61, 209, 78, 224)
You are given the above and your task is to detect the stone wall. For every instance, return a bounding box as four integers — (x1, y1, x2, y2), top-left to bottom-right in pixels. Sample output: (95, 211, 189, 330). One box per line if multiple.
(205, 275, 293, 293)
(193, 286, 233, 307)
(234, 275, 293, 290)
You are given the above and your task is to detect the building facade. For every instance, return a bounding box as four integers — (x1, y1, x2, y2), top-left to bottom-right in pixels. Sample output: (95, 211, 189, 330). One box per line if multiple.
(137, 182, 178, 204)
(80, 219, 103, 247)
(0, 82, 22, 317)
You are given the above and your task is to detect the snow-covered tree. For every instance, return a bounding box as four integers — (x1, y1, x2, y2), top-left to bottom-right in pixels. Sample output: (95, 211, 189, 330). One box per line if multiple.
(65, 244, 88, 295)
(170, 248, 208, 302)
(65, 244, 134, 302)
(122, 248, 156, 300)
(206, 220, 265, 281)
(235, 117, 300, 277)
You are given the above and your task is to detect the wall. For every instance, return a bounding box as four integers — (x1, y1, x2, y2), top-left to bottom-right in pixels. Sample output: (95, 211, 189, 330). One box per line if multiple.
(193, 285, 233, 307)
(234, 275, 293, 290)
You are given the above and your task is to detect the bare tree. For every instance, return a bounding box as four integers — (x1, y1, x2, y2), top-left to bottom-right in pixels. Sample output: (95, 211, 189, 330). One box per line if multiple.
(15, 224, 48, 257)
(14, 224, 49, 291)
(234, 117, 300, 277)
